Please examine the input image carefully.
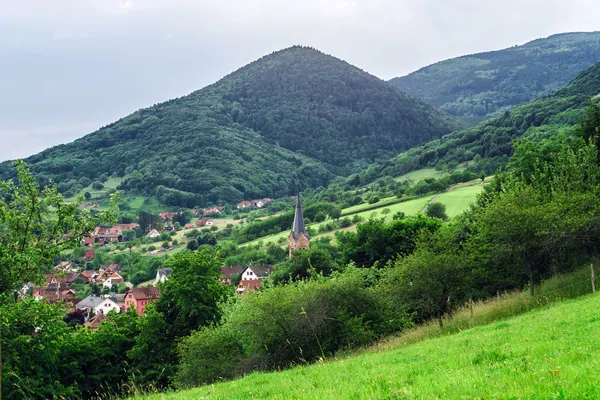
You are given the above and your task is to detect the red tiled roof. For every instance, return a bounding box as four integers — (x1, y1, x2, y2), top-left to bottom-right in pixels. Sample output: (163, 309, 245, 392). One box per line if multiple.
(128, 287, 160, 301)
(237, 279, 262, 293)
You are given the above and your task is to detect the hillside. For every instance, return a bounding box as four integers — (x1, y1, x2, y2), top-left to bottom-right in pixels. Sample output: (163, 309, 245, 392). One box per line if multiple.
(389, 31, 600, 123)
(138, 291, 600, 399)
(0, 46, 458, 208)
(370, 58, 600, 178)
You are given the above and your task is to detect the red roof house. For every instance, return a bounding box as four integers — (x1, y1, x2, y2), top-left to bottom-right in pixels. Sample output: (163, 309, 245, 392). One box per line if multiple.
(84, 249, 96, 260)
(236, 279, 262, 294)
(124, 287, 160, 315)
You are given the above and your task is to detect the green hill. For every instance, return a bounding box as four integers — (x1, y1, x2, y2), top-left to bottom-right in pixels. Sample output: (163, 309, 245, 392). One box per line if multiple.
(137, 291, 600, 399)
(371, 58, 600, 179)
(0, 46, 458, 208)
(389, 31, 600, 124)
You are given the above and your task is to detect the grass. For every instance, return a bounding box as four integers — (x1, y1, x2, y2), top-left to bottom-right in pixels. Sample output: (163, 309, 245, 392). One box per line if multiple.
(434, 184, 485, 218)
(393, 167, 447, 183)
(135, 266, 599, 399)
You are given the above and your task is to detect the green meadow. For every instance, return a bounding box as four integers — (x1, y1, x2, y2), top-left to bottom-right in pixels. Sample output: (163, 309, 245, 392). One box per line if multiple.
(136, 273, 600, 400)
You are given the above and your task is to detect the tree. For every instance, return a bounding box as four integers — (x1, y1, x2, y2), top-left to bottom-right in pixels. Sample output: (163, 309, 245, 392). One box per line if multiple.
(271, 247, 336, 284)
(426, 202, 448, 221)
(84, 191, 92, 200)
(156, 248, 229, 338)
(575, 99, 600, 162)
(137, 210, 161, 233)
(336, 216, 442, 268)
(386, 224, 471, 328)
(329, 206, 342, 220)
(0, 161, 118, 298)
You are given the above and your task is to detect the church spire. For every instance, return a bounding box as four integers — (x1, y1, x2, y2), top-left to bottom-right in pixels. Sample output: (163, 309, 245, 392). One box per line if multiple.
(291, 192, 308, 239)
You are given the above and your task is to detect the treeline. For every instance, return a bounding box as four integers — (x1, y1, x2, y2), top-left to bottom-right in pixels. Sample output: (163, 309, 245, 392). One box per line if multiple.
(365, 60, 600, 184)
(390, 31, 600, 123)
(0, 46, 458, 207)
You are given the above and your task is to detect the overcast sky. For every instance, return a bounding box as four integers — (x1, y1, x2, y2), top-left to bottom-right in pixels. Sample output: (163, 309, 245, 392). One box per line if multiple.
(0, 0, 599, 161)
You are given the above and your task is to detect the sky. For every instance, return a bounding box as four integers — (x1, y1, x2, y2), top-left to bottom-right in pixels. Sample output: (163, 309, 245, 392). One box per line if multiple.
(0, 0, 599, 161)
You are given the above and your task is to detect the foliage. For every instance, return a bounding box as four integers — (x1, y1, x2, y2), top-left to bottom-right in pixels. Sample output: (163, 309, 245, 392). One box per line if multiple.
(175, 267, 412, 387)
(425, 202, 448, 220)
(0, 161, 118, 297)
(271, 247, 337, 284)
(390, 32, 600, 123)
(0, 47, 457, 207)
(371, 59, 600, 182)
(336, 216, 442, 268)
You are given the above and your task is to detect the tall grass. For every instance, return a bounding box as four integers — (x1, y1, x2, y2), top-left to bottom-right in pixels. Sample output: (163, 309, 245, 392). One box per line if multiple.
(379, 264, 595, 350)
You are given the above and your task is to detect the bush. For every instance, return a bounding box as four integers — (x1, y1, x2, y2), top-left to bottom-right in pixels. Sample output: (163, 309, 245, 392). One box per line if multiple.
(176, 267, 412, 386)
(426, 202, 448, 221)
(91, 181, 104, 190)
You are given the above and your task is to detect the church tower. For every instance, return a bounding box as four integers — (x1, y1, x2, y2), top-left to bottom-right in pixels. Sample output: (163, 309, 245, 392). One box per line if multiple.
(288, 193, 311, 257)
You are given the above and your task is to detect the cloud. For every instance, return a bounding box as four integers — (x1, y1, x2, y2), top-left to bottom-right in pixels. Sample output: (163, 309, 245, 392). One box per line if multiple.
(0, 0, 599, 161)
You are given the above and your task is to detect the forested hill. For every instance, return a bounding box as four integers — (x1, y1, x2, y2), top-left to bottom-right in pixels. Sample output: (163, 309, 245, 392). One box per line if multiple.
(368, 60, 600, 180)
(0, 46, 458, 207)
(389, 31, 600, 124)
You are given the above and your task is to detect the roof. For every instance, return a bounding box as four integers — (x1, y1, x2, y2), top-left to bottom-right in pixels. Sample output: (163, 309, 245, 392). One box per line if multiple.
(220, 266, 245, 279)
(157, 268, 173, 277)
(76, 296, 106, 309)
(128, 287, 160, 300)
(245, 264, 273, 278)
(291, 193, 309, 239)
(84, 311, 107, 329)
(81, 270, 97, 279)
(237, 279, 262, 293)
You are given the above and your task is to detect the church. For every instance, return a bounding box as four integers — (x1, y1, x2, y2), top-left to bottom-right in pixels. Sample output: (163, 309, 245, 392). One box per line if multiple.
(288, 193, 311, 257)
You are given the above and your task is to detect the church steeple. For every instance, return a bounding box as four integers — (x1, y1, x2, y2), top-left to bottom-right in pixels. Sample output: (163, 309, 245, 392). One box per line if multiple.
(288, 192, 311, 257)
(291, 192, 308, 239)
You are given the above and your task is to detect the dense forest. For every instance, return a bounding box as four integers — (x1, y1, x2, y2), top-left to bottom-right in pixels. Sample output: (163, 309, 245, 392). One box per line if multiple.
(0, 46, 458, 207)
(363, 59, 600, 183)
(390, 32, 600, 123)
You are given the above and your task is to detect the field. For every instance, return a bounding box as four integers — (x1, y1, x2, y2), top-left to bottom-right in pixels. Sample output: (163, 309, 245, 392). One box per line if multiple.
(434, 183, 485, 218)
(393, 167, 447, 183)
(137, 277, 600, 399)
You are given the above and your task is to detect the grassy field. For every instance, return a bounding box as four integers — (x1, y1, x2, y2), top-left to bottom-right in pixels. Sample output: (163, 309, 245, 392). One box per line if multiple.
(136, 269, 599, 399)
(393, 167, 447, 183)
(434, 184, 485, 218)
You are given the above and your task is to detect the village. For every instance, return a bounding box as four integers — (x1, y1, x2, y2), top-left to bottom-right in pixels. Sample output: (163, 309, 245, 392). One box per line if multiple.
(21, 196, 286, 330)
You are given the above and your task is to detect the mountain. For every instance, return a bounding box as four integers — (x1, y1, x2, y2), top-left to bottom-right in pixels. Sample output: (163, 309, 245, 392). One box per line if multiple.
(369, 59, 600, 180)
(0, 46, 459, 207)
(389, 32, 600, 124)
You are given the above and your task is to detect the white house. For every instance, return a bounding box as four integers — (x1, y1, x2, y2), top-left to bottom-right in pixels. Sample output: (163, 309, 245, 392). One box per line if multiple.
(240, 265, 273, 281)
(146, 229, 160, 238)
(76, 296, 121, 318)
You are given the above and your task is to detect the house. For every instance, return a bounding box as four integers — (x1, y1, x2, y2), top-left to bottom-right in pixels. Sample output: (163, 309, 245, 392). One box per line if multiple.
(146, 229, 160, 238)
(54, 261, 75, 271)
(76, 296, 121, 318)
(99, 264, 122, 274)
(237, 200, 252, 209)
(184, 223, 193, 229)
(83, 237, 95, 246)
(154, 268, 173, 286)
(196, 218, 214, 227)
(116, 223, 140, 231)
(203, 206, 224, 214)
(159, 212, 178, 221)
(79, 270, 99, 283)
(84, 249, 96, 260)
(236, 279, 262, 294)
(124, 288, 160, 315)
(240, 265, 273, 281)
(101, 273, 125, 289)
(17, 282, 34, 298)
(83, 311, 107, 330)
(220, 266, 245, 285)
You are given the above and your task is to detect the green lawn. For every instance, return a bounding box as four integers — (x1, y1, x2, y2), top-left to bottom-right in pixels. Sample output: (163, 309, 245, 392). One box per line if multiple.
(435, 184, 485, 218)
(393, 167, 447, 183)
(137, 292, 600, 399)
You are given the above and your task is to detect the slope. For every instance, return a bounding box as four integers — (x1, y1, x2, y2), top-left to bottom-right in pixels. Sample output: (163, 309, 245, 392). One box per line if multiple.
(371, 59, 600, 179)
(138, 292, 600, 399)
(0, 46, 459, 208)
(390, 31, 600, 124)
